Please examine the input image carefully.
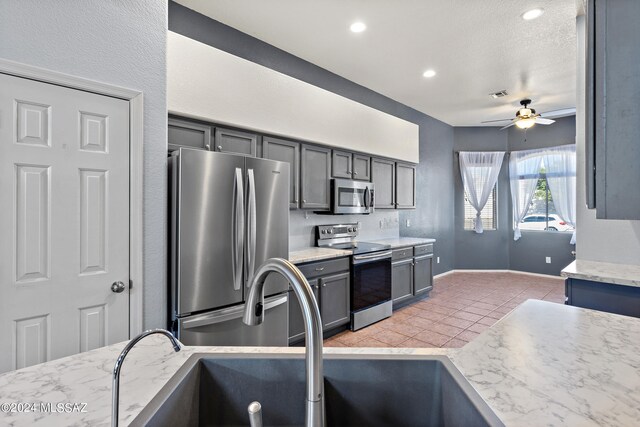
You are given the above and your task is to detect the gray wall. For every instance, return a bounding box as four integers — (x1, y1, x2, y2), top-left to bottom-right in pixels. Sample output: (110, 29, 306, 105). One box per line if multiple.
(454, 116, 576, 275)
(169, 1, 456, 276)
(399, 116, 455, 275)
(0, 0, 168, 328)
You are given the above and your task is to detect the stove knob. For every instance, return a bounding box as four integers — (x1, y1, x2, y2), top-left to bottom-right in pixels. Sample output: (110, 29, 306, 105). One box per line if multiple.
(328, 229, 333, 234)
(321, 230, 326, 234)
(348, 227, 353, 232)
(353, 227, 358, 232)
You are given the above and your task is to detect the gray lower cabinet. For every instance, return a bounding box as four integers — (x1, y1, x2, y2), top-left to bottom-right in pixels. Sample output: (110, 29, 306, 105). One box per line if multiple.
(262, 136, 300, 209)
(352, 154, 371, 181)
(213, 127, 258, 157)
(586, 0, 640, 219)
(301, 145, 331, 210)
(168, 117, 212, 152)
(566, 278, 640, 318)
(288, 278, 320, 343)
(392, 258, 414, 306)
(319, 272, 350, 330)
(372, 158, 396, 209)
(289, 257, 350, 344)
(413, 255, 433, 295)
(396, 163, 416, 209)
(332, 150, 353, 179)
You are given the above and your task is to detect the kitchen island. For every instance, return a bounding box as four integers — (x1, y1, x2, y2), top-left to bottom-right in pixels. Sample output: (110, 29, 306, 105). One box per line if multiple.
(1, 300, 638, 426)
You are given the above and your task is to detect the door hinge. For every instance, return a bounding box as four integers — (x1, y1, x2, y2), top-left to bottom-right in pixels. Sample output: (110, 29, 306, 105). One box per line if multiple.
(129, 279, 133, 289)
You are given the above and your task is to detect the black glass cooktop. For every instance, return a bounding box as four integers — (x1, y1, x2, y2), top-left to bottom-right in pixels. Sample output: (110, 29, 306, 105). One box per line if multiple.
(326, 241, 391, 255)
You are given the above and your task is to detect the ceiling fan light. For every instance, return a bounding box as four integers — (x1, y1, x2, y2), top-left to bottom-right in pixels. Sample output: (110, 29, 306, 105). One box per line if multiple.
(516, 118, 536, 129)
(518, 108, 532, 117)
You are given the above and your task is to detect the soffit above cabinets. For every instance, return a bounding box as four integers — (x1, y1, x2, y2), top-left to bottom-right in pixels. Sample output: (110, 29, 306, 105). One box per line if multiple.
(167, 32, 419, 163)
(175, 0, 577, 127)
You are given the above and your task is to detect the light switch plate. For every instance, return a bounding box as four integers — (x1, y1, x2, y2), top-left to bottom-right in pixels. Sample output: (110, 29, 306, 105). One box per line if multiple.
(545, 257, 551, 264)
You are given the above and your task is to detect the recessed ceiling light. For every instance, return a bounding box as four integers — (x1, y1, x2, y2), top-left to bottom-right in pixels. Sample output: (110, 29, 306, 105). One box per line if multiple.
(350, 22, 366, 33)
(522, 8, 544, 20)
(422, 69, 437, 78)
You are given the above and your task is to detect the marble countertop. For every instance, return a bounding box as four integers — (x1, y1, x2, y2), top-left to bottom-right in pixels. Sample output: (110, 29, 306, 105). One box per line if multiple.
(2, 300, 639, 426)
(288, 247, 351, 264)
(561, 259, 640, 288)
(370, 237, 436, 248)
(290, 237, 437, 264)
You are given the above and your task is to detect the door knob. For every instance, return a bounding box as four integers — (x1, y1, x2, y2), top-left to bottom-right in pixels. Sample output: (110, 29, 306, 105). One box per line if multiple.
(111, 281, 126, 293)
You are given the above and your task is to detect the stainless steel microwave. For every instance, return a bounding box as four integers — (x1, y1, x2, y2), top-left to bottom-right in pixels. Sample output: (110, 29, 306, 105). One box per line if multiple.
(330, 179, 375, 214)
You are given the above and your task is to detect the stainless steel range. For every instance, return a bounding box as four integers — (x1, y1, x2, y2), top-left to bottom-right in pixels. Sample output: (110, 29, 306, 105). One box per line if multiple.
(316, 224, 392, 331)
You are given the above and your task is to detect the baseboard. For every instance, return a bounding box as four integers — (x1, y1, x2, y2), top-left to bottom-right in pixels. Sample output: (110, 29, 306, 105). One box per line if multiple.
(507, 270, 563, 279)
(449, 269, 562, 279)
(433, 270, 455, 279)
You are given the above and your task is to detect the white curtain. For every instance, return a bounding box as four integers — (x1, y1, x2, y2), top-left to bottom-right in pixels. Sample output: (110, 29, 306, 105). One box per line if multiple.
(509, 151, 543, 240)
(543, 144, 577, 244)
(459, 151, 505, 233)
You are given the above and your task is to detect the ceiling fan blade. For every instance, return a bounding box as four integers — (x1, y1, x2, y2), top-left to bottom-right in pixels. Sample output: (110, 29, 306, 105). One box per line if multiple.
(481, 118, 513, 123)
(499, 122, 517, 131)
(535, 117, 555, 125)
(540, 107, 576, 118)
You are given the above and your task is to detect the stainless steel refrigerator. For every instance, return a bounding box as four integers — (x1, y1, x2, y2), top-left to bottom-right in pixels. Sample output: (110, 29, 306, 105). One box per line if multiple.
(169, 147, 289, 346)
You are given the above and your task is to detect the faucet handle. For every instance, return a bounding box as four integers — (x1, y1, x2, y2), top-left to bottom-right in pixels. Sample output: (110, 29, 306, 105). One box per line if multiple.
(248, 401, 263, 427)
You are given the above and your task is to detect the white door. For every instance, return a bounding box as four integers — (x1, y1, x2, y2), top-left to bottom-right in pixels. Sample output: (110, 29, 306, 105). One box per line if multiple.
(0, 73, 130, 373)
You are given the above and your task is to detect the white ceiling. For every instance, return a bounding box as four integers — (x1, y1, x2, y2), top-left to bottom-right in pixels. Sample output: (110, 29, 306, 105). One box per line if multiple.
(175, 0, 578, 126)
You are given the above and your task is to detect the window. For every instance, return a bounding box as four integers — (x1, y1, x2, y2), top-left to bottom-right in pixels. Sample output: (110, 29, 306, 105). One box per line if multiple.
(464, 185, 497, 230)
(518, 165, 574, 233)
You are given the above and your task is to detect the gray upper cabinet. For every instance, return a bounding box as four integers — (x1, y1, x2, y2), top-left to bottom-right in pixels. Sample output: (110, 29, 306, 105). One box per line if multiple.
(332, 150, 353, 179)
(319, 272, 350, 330)
(396, 163, 416, 209)
(333, 150, 371, 181)
(263, 137, 300, 209)
(587, 0, 640, 219)
(213, 127, 258, 157)
(371, 158, 396, 209)
(168, 117, 212, 152)
(352, 154, 371, 181)
(301, 144, 331, 210)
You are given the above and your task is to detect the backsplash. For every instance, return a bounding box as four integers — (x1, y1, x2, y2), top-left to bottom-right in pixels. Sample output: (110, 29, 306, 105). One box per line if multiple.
(289, 210, 400, 250)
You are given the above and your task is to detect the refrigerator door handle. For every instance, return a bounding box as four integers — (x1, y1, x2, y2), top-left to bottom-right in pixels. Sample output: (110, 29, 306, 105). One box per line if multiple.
(233, 167, 245, 291)
(246, 168, 257, 285)
(181, 294, 288, 329)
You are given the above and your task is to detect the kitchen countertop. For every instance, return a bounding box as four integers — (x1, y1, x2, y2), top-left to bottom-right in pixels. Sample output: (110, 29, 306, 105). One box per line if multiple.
(289, 237, 436, 264)
(561, 259, 640, 288)
(2, 300, 639, 426)
(369, 237, 436, 248)
(288, 247, 351, 264)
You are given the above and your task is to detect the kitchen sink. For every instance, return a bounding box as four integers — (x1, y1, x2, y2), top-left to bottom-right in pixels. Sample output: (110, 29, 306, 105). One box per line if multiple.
(131, 353, 503, 427)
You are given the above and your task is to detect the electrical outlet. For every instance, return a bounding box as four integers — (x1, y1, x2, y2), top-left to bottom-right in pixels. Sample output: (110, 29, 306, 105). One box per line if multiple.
(437, 257, 440, 264)
(406, 219, 411, 227)
(545, 257, 551, 264)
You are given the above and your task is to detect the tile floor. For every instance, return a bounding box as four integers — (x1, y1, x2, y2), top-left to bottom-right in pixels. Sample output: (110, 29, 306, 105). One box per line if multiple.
(324, 271, 565, 349)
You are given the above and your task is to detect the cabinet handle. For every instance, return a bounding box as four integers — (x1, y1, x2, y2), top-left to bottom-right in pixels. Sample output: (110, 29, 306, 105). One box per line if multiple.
(217, 145, 223, 151)
(354, 171, 358, 175)
(322, 283, 327, 287)
(314, 284, 319, 289)
(303, 199, 307, 203)
(295, 197, 299, 203)
(315, 267, 325, 271)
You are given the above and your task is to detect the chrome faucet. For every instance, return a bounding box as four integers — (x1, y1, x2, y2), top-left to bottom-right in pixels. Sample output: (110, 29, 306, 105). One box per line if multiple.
(111, 329, 182, 427)
(243, 258, 325, 427)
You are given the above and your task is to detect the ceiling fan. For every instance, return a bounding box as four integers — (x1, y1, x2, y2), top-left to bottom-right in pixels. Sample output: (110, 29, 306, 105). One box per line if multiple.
(482, 99, 575, 131)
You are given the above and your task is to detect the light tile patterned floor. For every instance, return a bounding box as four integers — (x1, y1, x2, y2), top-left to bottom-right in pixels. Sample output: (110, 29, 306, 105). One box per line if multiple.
(324, 271, 565, 349)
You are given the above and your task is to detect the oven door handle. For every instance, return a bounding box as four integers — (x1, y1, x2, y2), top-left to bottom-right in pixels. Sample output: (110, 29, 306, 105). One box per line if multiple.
(352, 251, 392, 264)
